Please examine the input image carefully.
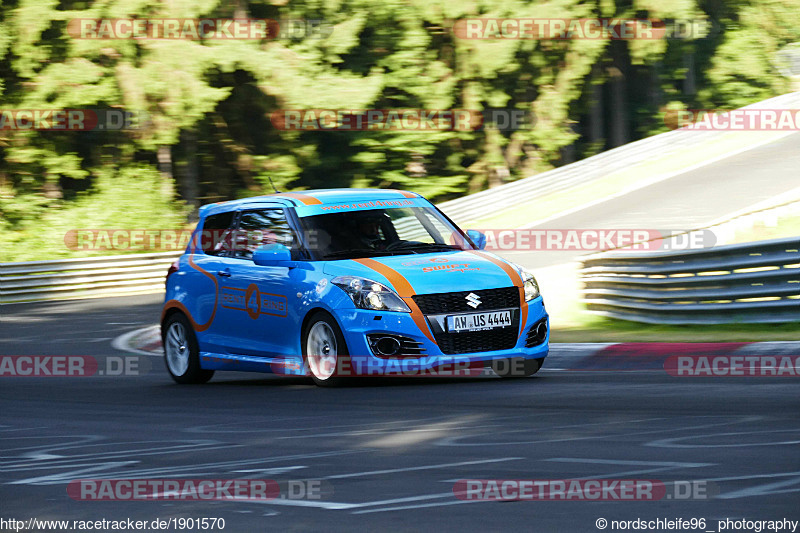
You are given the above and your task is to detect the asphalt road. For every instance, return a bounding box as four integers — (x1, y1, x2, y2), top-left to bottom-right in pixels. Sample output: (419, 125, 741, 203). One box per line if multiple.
(2, 295, 798, 532)
(505, 132, 800, 268)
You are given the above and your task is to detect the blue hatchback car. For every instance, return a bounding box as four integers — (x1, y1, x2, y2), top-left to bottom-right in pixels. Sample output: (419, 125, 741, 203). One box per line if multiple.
(161, 189, 548, 386)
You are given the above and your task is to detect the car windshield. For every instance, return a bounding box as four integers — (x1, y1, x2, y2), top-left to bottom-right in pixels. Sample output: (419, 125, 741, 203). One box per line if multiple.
(298, 206, 473, 260)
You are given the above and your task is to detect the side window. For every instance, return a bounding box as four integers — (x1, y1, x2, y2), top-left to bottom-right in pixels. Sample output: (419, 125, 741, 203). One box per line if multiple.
(234, 209, 296, 260)
(201, 211, 236, 257)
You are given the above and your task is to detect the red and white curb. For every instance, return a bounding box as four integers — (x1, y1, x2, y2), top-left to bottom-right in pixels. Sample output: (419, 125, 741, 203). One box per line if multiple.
(111, 326, 800, 371)
(112, 325, 162, 356)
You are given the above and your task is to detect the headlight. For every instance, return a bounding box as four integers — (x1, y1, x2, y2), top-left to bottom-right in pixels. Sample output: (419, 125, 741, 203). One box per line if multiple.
(522, 271, 540, 301)
(509, 263, 540, 301)
(331, 276, 411, 312)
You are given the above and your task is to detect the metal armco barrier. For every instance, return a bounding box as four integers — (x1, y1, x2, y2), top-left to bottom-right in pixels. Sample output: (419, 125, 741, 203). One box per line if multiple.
(581, 237, 800, 324)
(0, 252, 181, 304)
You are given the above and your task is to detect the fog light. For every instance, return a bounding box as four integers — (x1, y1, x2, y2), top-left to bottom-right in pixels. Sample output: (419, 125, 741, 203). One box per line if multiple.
(375, 336, 401, 356)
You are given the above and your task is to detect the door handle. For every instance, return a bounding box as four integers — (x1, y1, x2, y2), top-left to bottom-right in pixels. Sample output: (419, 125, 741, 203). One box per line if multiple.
(216, 269, 231, 277)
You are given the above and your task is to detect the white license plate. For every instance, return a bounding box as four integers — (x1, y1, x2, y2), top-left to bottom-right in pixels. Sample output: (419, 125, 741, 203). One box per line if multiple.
(446, 311, 512, 332)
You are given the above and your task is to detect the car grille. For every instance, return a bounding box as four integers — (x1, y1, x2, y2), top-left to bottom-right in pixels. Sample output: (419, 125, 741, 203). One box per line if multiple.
(433, 320, 520, 355)
(413, 287, 522, 355)
(412, 287, 519, 314)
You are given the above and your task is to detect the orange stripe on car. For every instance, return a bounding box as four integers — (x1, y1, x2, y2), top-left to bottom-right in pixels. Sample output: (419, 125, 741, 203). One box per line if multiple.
(467, 250, 528, 339)
(161, 235, 219, 332)
(352, 258, 437, 344)
(278, 192, 323, 205)
(386, 189, 419, 199)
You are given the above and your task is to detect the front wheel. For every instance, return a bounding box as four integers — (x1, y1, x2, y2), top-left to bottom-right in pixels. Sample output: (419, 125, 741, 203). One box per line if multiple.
(492, 357, 542, 378)
(162, 313, 214, 384)
(302, 311, 351, 387)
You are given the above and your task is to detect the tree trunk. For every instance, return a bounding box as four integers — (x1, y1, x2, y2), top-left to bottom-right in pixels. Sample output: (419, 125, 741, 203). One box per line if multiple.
(589, 66, 604, 147)
(179, 131, 200, 221)
(683, 51, 696, 96)
(608, 41, 630, 148)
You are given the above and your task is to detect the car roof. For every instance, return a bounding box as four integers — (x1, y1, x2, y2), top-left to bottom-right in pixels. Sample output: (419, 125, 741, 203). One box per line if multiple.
(198, 188, 422, 217)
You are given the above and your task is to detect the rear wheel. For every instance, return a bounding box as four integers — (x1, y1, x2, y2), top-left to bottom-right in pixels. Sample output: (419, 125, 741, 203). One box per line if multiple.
(303, 311, 350, 387)
(492, 357, 542, 378)
(162, 313, 214, 384)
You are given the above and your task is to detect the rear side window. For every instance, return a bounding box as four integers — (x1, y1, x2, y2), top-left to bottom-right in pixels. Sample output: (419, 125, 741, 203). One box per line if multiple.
(233, 209, 297, 260)
(201, 211, 236, 256)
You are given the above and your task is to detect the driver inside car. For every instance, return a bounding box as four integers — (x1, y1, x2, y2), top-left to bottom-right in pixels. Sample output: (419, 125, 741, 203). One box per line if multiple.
(355, 213, 389, 250)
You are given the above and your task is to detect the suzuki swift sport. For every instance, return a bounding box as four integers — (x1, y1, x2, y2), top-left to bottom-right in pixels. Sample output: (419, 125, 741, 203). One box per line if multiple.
(161, 189, 548, 386)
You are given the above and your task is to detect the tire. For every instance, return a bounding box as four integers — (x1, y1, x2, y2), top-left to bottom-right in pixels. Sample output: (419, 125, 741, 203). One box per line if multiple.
(492, 357, 542, 378)
(162, 313, 214, 384)
(302, 311, 351, 387)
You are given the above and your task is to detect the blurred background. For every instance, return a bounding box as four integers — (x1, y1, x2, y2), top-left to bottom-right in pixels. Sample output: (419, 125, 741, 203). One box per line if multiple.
(1, 0, 799, 262)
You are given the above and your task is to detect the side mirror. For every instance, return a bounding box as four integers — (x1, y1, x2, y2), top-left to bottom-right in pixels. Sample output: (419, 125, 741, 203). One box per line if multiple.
(253, 243, 295, 268)
(466, 230, 487, 250)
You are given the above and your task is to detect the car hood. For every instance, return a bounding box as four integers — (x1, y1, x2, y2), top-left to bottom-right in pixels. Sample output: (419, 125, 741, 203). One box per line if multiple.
(323, 250, 522, 296)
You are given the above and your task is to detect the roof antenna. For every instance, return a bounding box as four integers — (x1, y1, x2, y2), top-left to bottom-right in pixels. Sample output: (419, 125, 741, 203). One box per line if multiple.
(268, 177, 281, 193)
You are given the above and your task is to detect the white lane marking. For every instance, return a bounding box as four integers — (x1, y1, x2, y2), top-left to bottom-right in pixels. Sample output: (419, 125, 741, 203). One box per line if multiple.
(238, 458, 522, 511)
(716, 476, 800, 499)
(543, 458, 713, 467)
(1, 440, 229, 464)
(440, 458, 714, 484)
(436, 416, 763, 447)
(22, 452, 65, 460)
(353, 499, 477, 514)
(318, 457, 523, 480)
(646, 428, 800, 448)
(9, 461, 141, 485)
(5, 450, 364, 486)
(251, 499, 358, 510)
(256, 491, 459, 511)
(233, 466, 308, 475)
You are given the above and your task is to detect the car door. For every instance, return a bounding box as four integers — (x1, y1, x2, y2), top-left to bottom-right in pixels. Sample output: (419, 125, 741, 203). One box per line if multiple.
(187, 209, 245, 355)
(215, 207, 299, 357)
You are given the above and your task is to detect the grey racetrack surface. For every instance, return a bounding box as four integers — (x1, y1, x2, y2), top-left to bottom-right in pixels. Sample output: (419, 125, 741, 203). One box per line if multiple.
(1, 295, 798, 532)
(2, 134, 800, 531)
(505, 132, 800, 268)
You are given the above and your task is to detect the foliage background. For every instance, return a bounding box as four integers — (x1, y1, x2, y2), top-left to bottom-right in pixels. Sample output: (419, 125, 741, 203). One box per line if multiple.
(1, 0, 798, 260)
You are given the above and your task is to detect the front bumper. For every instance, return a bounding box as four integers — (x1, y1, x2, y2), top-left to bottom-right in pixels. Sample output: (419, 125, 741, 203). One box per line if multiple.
(329, 297, 549, 376)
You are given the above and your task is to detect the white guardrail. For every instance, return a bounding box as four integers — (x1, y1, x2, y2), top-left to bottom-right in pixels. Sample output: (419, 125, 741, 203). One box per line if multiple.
(3, 91, 800, 304)
(0, 252, 182, 304)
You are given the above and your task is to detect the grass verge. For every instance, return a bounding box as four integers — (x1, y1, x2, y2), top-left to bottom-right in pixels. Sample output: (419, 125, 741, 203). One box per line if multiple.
(551, 315, 800, 343)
